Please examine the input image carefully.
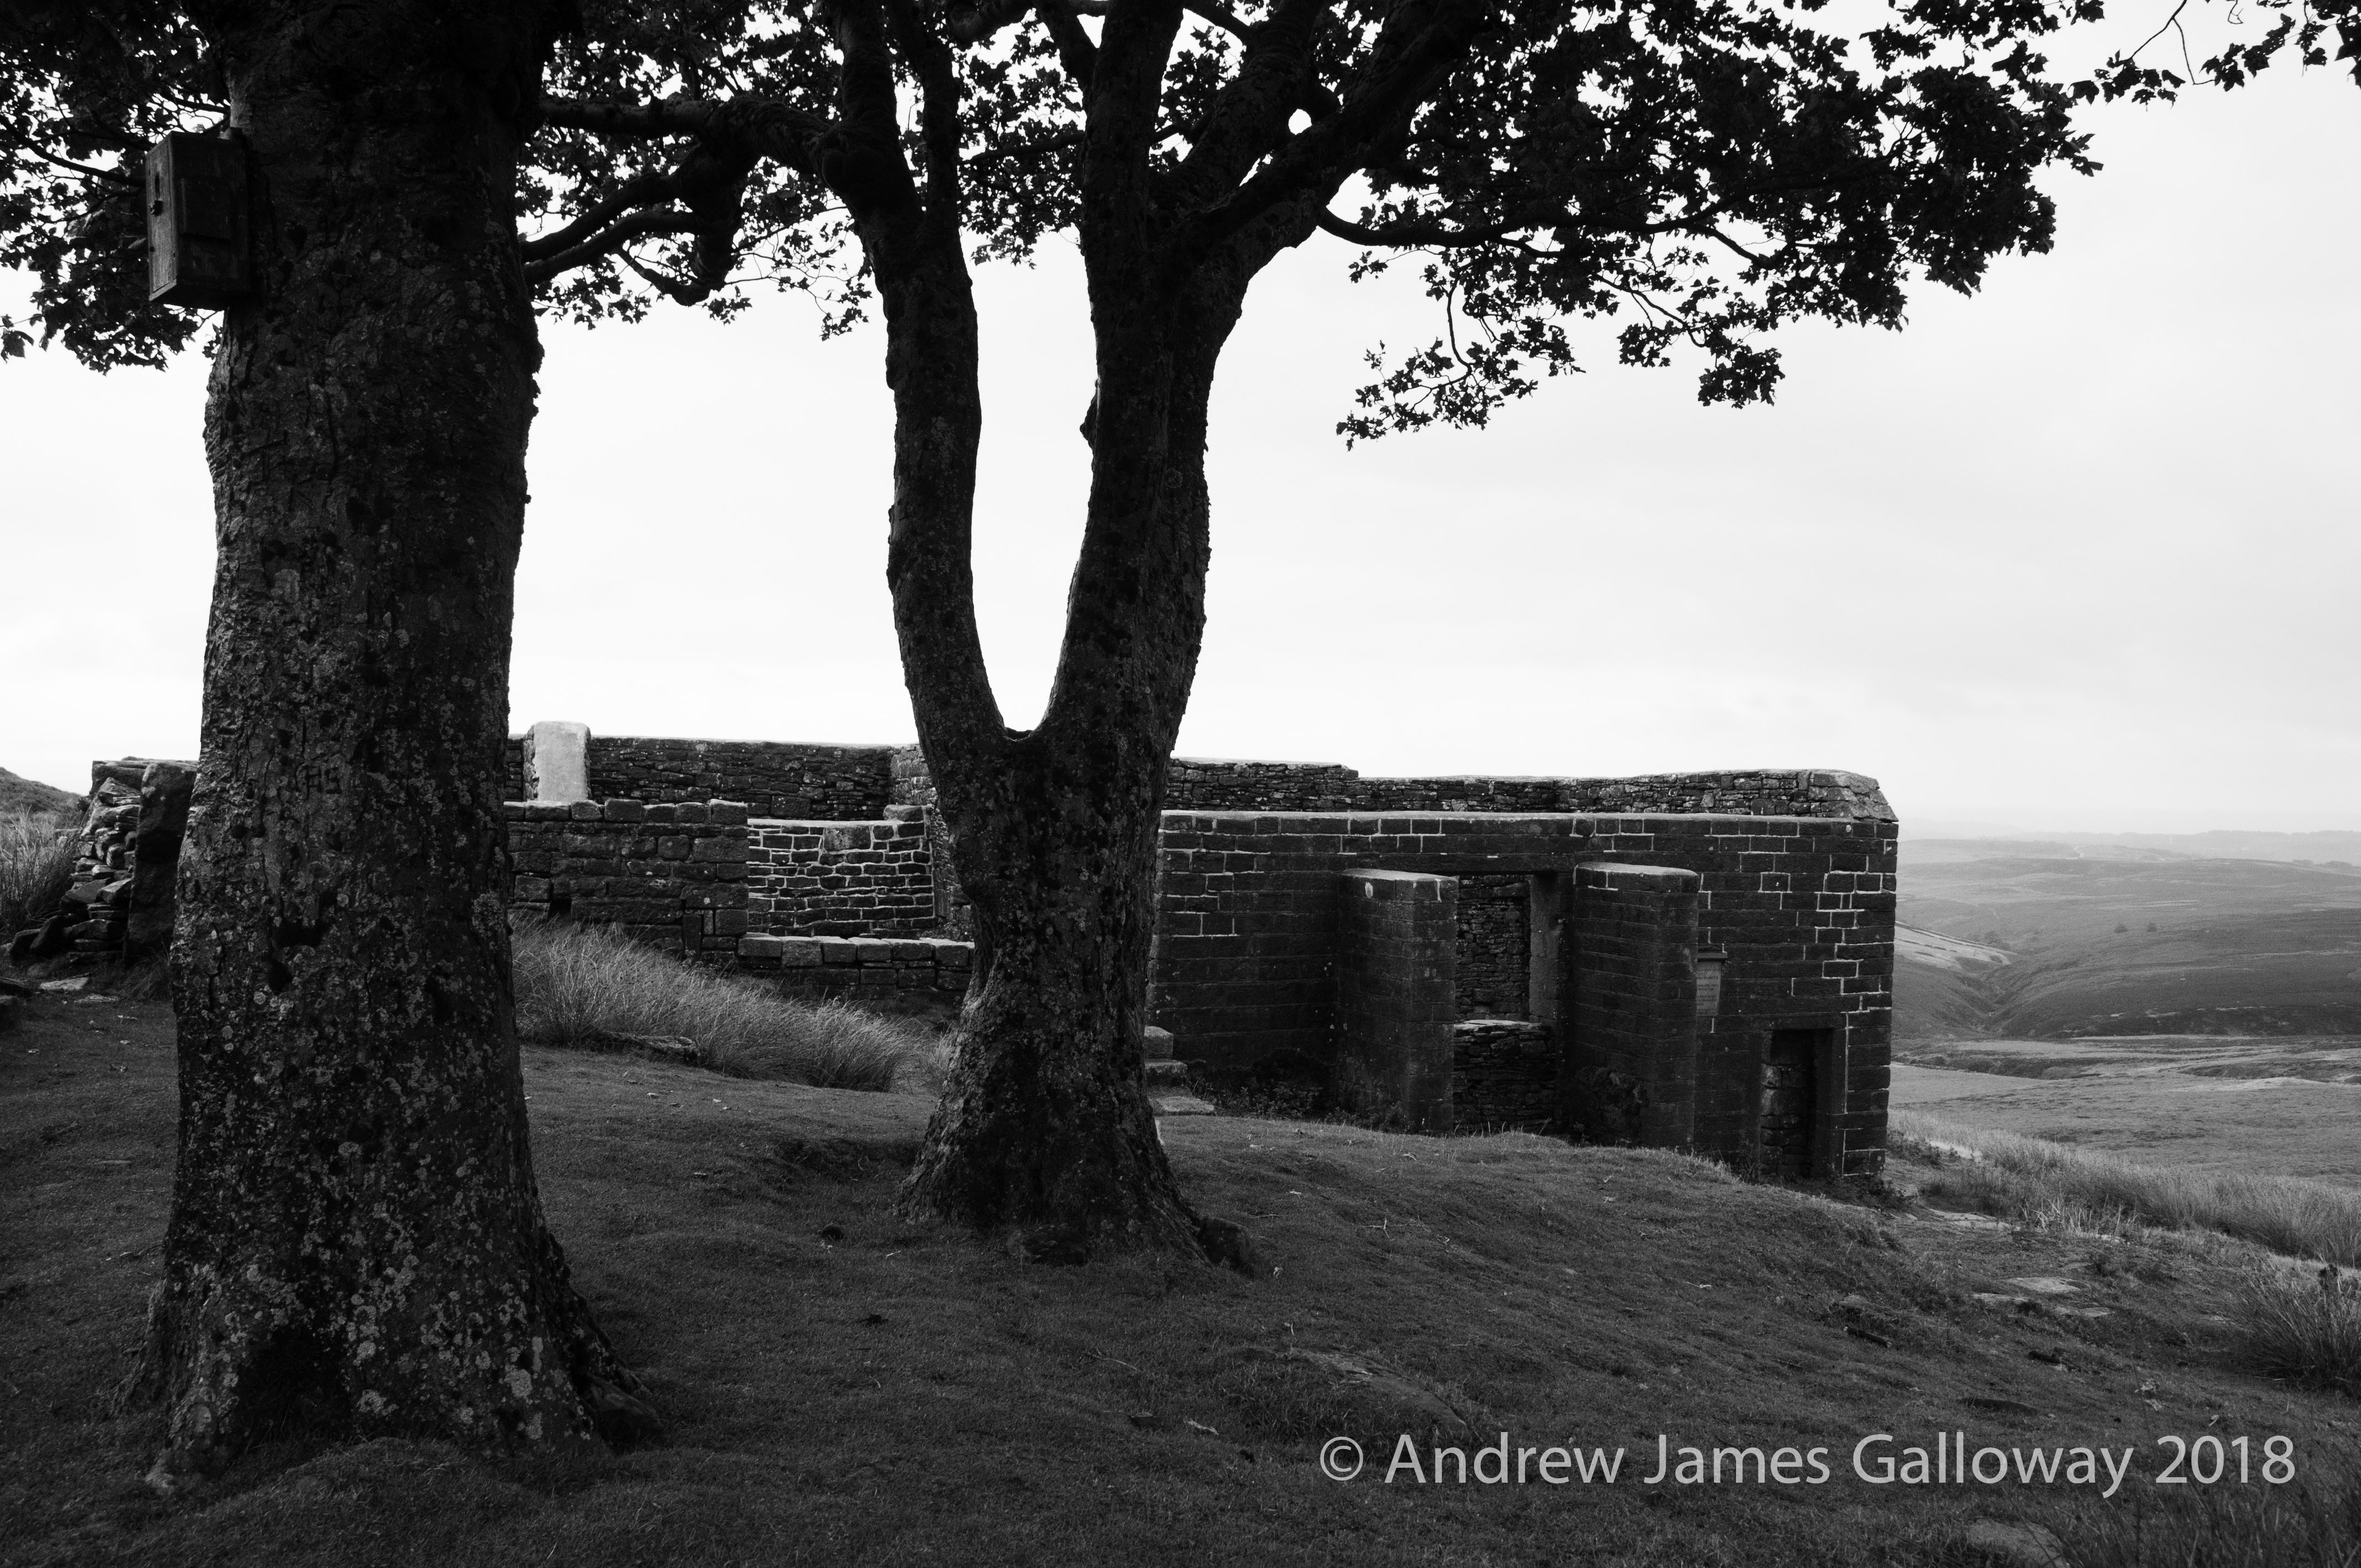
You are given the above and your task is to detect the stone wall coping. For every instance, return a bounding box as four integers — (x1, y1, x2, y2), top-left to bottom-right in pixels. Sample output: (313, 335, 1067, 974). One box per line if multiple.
(503, 798, 752, 823)
(1160, 809, 1894, 831)
(1575, 861, 1704, 888)
(579, 734, 907, 754)
(737, 933, 973, 963)
(1341, 868, 1454, 899)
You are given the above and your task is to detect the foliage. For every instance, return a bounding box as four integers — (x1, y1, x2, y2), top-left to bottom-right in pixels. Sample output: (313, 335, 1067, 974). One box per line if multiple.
(2086, 0, 2361, 103)
(0, 811, 76, 936)
(8, 0, 2193, 430)
(510, 916, 942, 1091)
(0, 3, 218, 366)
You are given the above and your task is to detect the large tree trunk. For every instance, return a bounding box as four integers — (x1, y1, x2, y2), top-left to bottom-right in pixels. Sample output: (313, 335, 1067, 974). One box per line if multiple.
(888, 261, 1242, 1259)
(144, 2, 643, 1484)
(834, 0, 1305, 1262)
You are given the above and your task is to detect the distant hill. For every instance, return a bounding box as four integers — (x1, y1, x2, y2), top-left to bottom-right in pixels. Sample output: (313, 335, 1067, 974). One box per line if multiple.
(1903, 827, 2361, 867)
(1896, 847, 2361, 1039)
(0, 765, 85, 822)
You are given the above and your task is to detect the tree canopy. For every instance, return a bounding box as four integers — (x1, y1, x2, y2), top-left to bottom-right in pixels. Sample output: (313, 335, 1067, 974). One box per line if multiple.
(17, 0, 2348, 407)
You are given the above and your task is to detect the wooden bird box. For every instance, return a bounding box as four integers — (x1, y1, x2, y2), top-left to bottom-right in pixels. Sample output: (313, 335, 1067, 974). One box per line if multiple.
(145, 133, 258, 309)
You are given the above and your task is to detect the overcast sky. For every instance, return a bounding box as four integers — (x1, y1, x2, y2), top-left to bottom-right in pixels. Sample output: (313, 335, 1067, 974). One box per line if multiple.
(3, 53, 2355, 834)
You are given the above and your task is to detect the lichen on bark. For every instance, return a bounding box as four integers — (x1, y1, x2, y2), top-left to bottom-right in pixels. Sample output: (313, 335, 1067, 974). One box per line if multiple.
(138, 0, 645, 1484)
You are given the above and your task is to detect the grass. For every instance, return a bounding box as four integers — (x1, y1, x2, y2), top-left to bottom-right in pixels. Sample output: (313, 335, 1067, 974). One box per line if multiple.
(509, 918, 942, 1092)
(2059, 1470, 2361, 1567)
(2234, 1266, 2361, 1398)
(1892, 1109, 2361, 1267)
(0, 810, 77, 936)
(14, 992, 2361, 1567)
(8, 992, 2361, 1566)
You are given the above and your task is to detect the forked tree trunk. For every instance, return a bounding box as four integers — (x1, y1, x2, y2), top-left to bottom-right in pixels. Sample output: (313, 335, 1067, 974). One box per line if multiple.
(885, 250, 1242, 1259)
(899, 730, 1201, 1256)
(833, 0, 1303, 1262)
(144, 2, 641, 1483)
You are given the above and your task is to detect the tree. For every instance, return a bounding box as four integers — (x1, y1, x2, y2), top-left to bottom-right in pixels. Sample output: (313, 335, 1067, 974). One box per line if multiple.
(2, 2, 655, 1483)
(519, 0, 2117, 1261)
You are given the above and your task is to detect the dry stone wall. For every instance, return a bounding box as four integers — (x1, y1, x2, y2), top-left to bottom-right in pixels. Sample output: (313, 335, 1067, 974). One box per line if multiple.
(1454, 873, 1530, 1019)
(504, 736, 897, 820)
(746, 818, 935, 937)
(10, 759, 195, 963)
(1452, 1019, 1558, 1131)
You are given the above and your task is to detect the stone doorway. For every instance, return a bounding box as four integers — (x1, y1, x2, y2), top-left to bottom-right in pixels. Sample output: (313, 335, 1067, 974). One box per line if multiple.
(1760, 1027, 1831, 1177)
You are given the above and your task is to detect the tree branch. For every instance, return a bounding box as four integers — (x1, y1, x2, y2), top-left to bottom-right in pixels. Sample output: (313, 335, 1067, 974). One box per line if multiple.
(521, 208, 702, 285)
(1314, 207, 1515, 247)
(20, 145, 137, 186)
(1168, 0, 1332, 209)
(823, 0, 927, 225)
(1039, 0, 1101, 90)
(540, 94, 834, 180)
(521, 170, 678, 262)
(884, 0, 968, 225)
(1160, 0, 1493, 283)
(1080, 0, 1188, 288)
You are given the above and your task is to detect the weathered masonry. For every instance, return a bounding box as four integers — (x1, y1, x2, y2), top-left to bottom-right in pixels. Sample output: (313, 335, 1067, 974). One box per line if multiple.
(43, 726, 1895, 1175)
(1149, 808, 1894, 1173)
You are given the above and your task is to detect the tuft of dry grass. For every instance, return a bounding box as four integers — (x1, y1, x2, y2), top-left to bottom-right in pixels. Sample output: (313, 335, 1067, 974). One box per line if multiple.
(1894, 1109, 2361, 1267)
(510, 918, 940, 1092)
(2236, 1265, 2361, 1398)
(2058, 1466, 2361, 1568)
(0, 811, 78, 938)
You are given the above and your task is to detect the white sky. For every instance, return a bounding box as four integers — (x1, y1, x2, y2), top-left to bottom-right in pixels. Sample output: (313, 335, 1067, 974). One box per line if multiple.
(3, 57, 2355, 834)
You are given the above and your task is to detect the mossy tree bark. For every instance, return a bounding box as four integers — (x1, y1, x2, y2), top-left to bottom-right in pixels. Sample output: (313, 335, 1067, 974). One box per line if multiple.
(147, 0, 641, 1483)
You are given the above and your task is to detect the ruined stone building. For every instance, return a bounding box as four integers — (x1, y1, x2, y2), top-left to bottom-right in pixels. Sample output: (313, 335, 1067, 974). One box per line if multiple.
(42, 725, 1898, 1177)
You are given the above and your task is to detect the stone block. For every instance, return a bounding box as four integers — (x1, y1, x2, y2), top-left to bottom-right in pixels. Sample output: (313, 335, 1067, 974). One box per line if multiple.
(524, 720, 591, 803)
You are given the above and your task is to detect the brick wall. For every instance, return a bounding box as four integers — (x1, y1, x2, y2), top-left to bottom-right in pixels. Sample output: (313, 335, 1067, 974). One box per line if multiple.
(504, 799, 750, 954)
(1332, 870, 1456, 1131)
(1565, 862, 1701, 1147)
(736, 933, 971, 1023)
(1147, 809, 1894, 1171)
(1454, 873, 1530, 1019)
(746, 818, 935, 937)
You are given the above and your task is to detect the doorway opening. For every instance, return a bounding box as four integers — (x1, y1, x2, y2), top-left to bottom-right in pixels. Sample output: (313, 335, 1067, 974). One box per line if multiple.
(1760, 1027, 1830, 1177)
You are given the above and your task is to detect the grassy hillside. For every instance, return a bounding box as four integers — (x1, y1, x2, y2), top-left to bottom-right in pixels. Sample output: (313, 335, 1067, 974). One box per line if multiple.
(0, 764, 84, 823)
(6, 983, 2358, 1566)
(1896, 845, 2361, 1040)
(1895, 1047, 2361, 1191)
